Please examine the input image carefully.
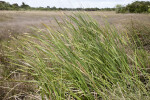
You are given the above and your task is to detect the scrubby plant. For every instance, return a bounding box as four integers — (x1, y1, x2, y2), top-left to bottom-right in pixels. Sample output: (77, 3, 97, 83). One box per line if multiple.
(4, 14, 150, 100)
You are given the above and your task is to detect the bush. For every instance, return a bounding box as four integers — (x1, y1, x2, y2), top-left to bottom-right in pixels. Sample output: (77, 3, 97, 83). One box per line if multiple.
(117, 1, 150, 13)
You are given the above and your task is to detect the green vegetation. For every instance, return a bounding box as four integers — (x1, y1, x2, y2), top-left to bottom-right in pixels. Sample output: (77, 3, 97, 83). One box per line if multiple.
(1, 14, 149, 99)
(116, 1, 150, 13)
(1, 0, 150, 12)
(0, 1, 115, 11)
(148, 8, 150, 13)
(0, 1, 27, 10)
(115, 4, 126, 13)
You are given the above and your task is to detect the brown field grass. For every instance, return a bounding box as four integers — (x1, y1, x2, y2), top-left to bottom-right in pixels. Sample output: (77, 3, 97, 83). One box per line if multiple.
(0, 11, 150, 41)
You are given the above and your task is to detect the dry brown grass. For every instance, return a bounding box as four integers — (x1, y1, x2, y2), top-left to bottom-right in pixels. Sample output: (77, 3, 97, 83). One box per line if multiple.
(0, 11, 150, 41)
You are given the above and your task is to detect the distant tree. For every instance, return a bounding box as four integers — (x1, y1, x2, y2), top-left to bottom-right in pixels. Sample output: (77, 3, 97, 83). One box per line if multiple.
(58, 7, 63, 10)
(0, 1, 5, 10)
(116, 4, 126, 13)
(76, 8, 83, 11)
(21, 2, 30, 9)
(126, 1, 150, 13)
(47, 6, 50, 9)
(51, 6, 57, 10)
(12, 3, 19, 10)
(0, 1, 11, 10)
(116, 1, 150, 13)
(85, 7, 100, 11)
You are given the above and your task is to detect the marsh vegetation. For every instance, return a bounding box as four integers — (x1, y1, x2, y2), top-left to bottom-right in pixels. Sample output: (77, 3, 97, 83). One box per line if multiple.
(0, 11, 150, 100)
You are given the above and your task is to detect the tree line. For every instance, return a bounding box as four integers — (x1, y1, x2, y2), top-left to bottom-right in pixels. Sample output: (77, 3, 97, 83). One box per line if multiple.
(0, 1, 30, 10)
(1, 1, 150, 13)
(0, 1, 115, 11)
(116, 1, 150, 13)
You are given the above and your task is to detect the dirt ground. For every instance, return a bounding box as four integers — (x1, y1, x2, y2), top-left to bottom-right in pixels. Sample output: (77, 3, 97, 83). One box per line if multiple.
(0, 11, 150, 40)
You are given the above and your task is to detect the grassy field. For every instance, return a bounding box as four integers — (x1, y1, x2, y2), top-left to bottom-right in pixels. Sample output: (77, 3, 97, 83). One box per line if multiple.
(0, 11, 150, 100)
(0, 11, 150, 40)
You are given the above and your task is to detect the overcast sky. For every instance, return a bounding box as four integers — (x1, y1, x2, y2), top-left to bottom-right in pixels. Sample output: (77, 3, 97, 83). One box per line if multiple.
(3, 0, 150, 8)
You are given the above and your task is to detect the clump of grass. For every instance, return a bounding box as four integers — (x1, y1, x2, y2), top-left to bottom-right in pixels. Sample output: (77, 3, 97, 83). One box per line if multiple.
(4, 14, 150, 99)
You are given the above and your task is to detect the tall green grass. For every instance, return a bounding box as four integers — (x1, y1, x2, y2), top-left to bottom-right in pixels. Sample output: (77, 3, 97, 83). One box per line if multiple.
(5, 14, 150, 100)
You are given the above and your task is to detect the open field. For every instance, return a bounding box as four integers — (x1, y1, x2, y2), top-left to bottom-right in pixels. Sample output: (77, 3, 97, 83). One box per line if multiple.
(0, 11, 150, 100)
(0, 11, 150, 40)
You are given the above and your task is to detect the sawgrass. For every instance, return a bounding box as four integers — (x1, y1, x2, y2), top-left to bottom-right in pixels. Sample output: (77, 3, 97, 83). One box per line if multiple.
(3, 14, 150, 100)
